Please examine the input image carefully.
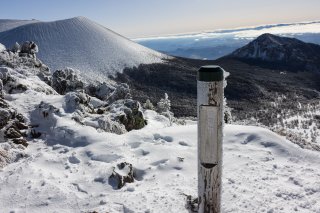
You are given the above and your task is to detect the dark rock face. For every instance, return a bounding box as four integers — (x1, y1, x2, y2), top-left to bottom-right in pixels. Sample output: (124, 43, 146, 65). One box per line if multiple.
(0, 97, 29, 145)
(12, 138, 28, 147)
(51, 68, 84, 95)
(108, 162, 135, 189)
(229, 33, 320, 72)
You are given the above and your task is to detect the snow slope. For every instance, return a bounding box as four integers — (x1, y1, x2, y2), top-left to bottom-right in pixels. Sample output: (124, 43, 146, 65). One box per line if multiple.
(0, 17, 167, 80)
(1, 91, 320, 212)
(0, 19, 39, 33)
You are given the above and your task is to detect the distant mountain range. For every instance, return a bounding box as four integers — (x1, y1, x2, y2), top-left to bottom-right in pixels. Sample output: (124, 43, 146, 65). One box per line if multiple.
(0, 17, 319, 120)
(136, 21, 320, 60)
(116, 34, 320, 119)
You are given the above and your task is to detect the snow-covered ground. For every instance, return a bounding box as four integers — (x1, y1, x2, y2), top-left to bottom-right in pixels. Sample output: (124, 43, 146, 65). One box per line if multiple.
(1, 92, 320, 212)
(0, 44, 319, 213)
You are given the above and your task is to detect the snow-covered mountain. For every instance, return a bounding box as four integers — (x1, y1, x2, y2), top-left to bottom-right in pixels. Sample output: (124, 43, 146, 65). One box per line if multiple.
(0, 17, 167, 80)
(230, 33, 320, 72)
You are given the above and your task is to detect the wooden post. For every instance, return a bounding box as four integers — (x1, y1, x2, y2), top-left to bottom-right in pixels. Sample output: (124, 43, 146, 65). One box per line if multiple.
(197, 65, 224, 213)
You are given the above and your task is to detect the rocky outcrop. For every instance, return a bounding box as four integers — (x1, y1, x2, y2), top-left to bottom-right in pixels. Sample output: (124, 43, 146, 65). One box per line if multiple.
(51, 68, 84, 95)
(20, 41, 38, 58)
(0, 97, 29, 147)
(115, 99, 147, 131)
(64, 92, 94, 114)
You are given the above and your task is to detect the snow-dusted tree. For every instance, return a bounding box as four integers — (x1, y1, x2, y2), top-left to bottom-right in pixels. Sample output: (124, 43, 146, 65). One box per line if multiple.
(107, 83, 131, 103)
(143, 99, 154, 110)
(156, 93, 175, 125)
(157, 93, 171, 113)
(11, 42, 20, 53)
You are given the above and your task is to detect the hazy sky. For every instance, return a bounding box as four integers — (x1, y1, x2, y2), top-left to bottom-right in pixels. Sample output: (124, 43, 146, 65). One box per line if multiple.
(1, 0, 320, 38)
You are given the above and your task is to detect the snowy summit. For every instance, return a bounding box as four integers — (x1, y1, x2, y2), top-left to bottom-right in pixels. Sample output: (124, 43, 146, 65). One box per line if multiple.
(0, 17, 168, 80)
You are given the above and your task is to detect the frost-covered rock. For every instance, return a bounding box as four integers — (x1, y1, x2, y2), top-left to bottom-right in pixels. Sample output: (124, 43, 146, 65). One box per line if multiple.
(93, 116, 127, 135)
(109, 162, 135, 189)
(20, 41, 38, 56)
(86, 82, 115, 101)
(51, 68, 84, 95)
(109, 99, 147, 131)
(64, 92, 93, 113)
(0, 143, 25, 168)
(30, 101, 59, 136)
(0, 67, 55, 95)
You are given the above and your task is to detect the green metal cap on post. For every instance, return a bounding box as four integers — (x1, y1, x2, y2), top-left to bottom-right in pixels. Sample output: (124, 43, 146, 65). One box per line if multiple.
(198, 65, 224, 82)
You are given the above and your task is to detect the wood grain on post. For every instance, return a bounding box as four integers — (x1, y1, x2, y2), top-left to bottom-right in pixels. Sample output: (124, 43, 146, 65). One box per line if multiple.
(197, 65, 224, 213)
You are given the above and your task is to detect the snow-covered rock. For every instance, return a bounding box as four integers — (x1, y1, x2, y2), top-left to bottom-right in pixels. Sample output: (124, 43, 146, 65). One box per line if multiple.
(20, 41, 38, 55)
(51, 68, 84, 95)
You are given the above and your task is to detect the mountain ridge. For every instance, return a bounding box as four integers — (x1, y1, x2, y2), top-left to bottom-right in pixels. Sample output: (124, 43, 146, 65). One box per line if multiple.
(228, 33, 320, 72)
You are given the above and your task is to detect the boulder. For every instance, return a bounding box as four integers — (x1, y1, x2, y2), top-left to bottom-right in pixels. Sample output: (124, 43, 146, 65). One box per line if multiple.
(108, 162, 135, 189)
(20, 41, 38, 56)
(95, 115, 127, 135)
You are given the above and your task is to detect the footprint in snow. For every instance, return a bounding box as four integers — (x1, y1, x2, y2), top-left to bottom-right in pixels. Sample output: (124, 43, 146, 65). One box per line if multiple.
(128, 142, 141, 149)
(134, 149, 150, 156)
(153, 133, 173, 142)
(178, 141, 189, 146)
(151, 159, 169, 166)
(68, 155, 80, 164)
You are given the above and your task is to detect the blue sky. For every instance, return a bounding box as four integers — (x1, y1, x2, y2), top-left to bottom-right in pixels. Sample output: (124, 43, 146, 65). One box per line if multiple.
(1, 0, 320, 38)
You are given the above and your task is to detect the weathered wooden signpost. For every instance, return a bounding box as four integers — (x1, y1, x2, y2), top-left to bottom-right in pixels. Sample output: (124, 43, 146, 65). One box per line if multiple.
(197, 65, 224, 213)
